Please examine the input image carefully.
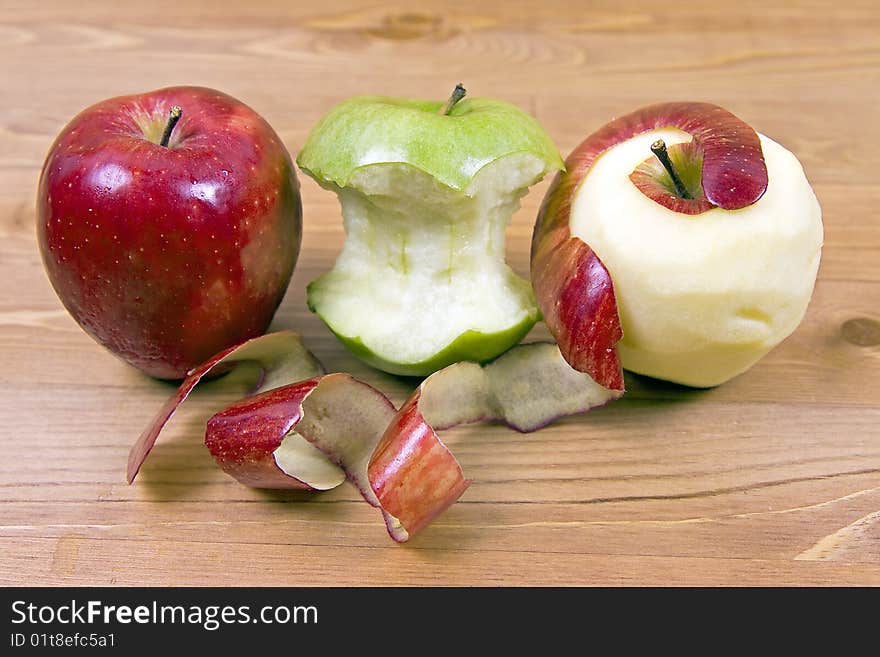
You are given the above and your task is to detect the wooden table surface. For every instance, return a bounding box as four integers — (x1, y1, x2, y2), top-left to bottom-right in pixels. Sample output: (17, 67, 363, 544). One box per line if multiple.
(2, 0, 879, 587)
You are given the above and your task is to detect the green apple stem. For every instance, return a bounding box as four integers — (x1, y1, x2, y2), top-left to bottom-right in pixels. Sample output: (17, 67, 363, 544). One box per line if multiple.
(159, 106, 183, 147)
(440, 84, 467, 116)
(651, 139, 691, 199)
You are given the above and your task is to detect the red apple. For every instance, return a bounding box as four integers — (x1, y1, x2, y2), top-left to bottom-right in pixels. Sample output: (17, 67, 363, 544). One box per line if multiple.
(533, 102, 821, 387)
(37, 86, 302, 379)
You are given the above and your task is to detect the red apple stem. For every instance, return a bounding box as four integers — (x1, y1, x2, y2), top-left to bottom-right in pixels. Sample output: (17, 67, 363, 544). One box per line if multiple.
(440, 84, 466, 116)
(651, 139, 691, 199)
(159, 106, 183, 147)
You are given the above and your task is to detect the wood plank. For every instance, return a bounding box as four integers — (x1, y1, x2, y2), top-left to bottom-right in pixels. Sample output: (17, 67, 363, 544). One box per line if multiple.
(3, 537, 880, 586)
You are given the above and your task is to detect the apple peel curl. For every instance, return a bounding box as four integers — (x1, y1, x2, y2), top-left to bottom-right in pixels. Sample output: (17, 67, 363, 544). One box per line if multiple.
(370, 342, 621, 538)
(126, 330, 324, 484)
(204, 374, 448, 542)
(128, 333, 620, 541)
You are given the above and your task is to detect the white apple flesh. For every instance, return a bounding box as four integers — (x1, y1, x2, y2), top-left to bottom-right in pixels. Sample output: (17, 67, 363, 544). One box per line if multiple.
(570, 128, 823, 387)
(308, 154, 545, 371)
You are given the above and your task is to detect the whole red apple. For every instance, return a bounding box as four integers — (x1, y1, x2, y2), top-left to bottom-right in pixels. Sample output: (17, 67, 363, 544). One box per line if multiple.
(37, 86, 301, 379)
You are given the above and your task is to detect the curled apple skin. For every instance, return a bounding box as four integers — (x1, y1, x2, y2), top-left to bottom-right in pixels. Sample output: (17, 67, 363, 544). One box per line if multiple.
(205, 373, 468, 543)
(205, 379, 321, 490)
(130, 333, 619, 542)
(128, 330, 469, 542)
(369, 392, 471, 538)
(371, 341, 622, 536)
(126, 331, 323, 484)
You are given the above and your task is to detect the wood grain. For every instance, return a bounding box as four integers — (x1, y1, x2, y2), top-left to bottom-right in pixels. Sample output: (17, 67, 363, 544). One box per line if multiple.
(1, 0, 878, 586)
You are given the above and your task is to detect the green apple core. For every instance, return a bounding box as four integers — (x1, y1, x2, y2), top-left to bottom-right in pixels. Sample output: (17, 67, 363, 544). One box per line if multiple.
(307, 153, 546, 375)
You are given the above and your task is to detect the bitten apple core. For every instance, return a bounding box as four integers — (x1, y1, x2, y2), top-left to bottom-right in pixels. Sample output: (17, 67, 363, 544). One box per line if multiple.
(298, 91, 563, 375)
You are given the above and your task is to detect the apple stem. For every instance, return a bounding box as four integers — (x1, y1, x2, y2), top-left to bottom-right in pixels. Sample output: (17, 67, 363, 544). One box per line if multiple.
(159, 106, 183, 147)
(651, 139, 691, 199)
(440, 84, 467, 116)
